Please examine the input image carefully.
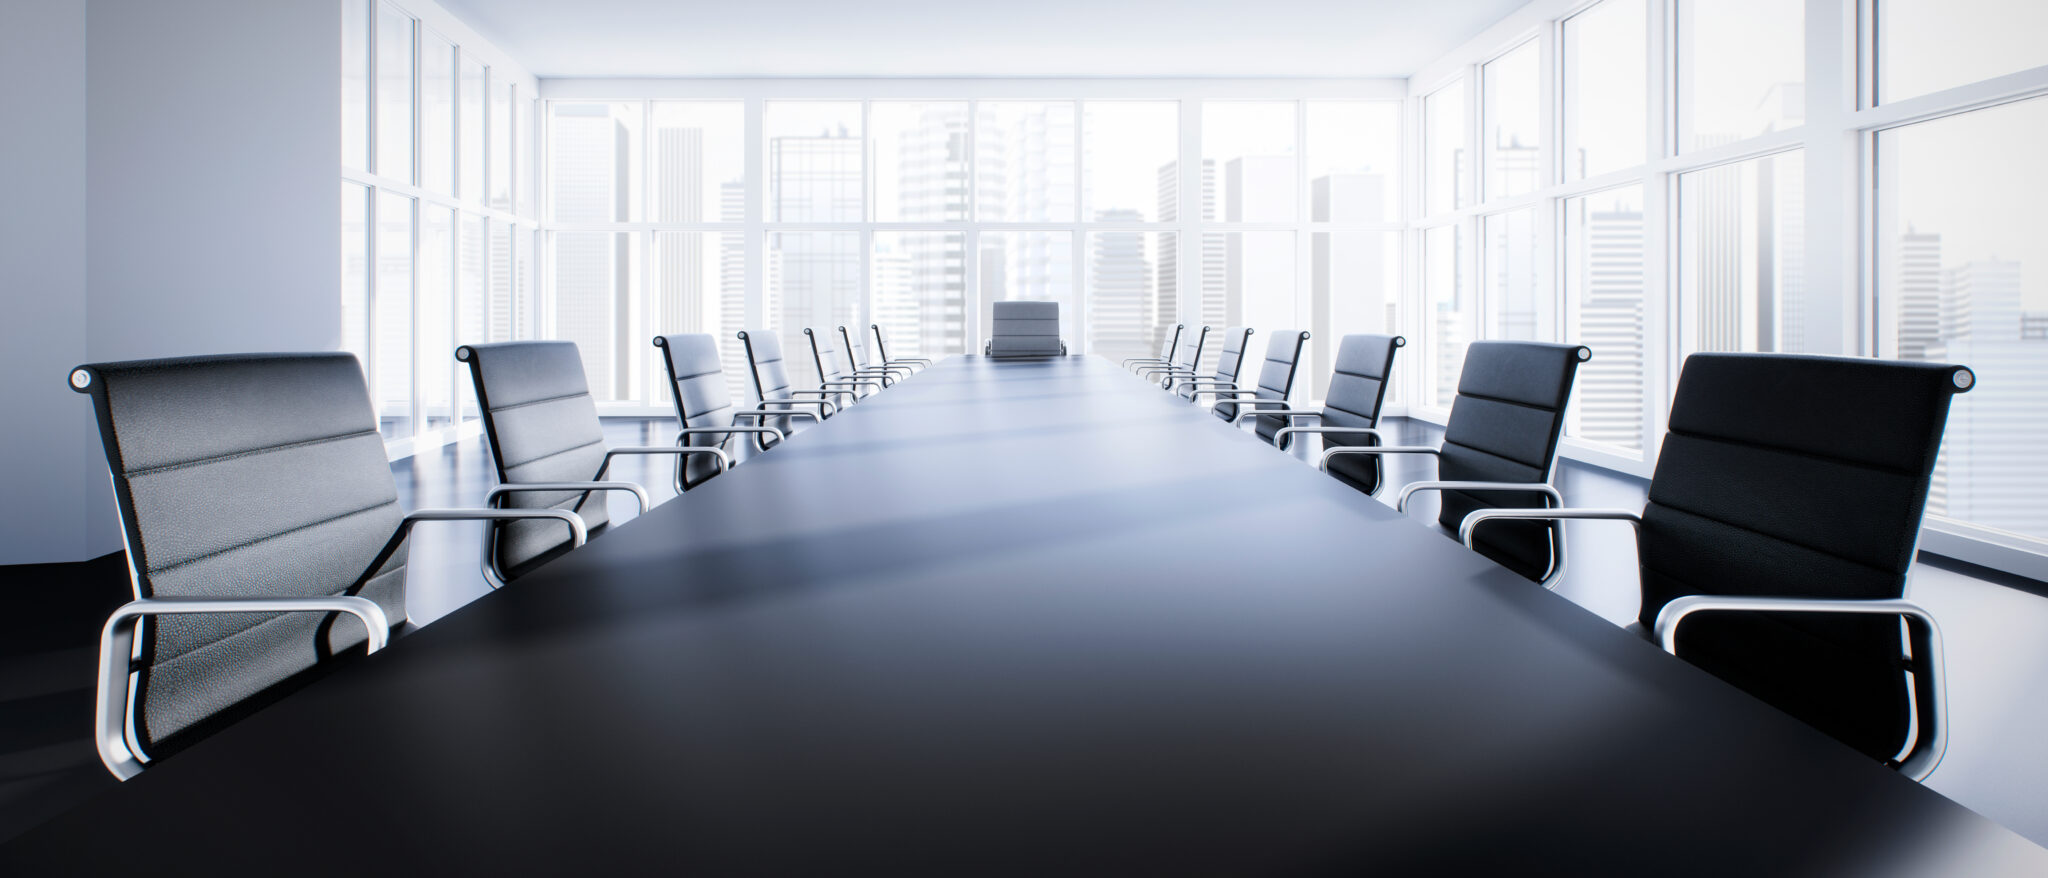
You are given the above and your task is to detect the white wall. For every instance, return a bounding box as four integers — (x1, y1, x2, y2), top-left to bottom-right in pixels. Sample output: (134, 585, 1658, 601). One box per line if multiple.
(0, 0, 93, 564)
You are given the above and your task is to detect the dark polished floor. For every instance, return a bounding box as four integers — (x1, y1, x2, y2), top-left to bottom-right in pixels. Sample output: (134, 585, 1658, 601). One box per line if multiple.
(6, 411, 2048, 847)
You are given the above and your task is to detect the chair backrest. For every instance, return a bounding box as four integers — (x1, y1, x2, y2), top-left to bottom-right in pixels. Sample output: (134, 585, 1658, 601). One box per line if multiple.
(1174, 325, 1211, 373)
(70, 353, 406, 753)
(837, 326, 878, 375)
(458, 341, 611, 578)
(654, 333, 750, 489)
(804, 327, 861, 387)
(1157, 324, 1184, 362)
(1436, 341, 1590, 582)
(738, 330, 807, 435)
(870, 324, 897, 363)
(1218, 330, 1309, 426)
(988, 300, 1064, 358)
(1638, 353, 1972, 761)
(1316, 334, 1405, 495)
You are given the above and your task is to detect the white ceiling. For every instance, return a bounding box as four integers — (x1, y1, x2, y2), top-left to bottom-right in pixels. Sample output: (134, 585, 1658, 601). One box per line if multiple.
(433, 0, 1531, 78)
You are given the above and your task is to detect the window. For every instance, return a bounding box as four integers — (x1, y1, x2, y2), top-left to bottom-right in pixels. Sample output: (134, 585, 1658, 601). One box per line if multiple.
(1482, 41, 1543, 200)
(1877, 0, 2048, 104)
(649, 102, 743, 223)
(1482, 207, 1546, 341)
(374, 191, 415, 439)
(342, 183, 370, 369)
(548, 102, 642, 224)
(1208, 231, 1300, 386)
(768, 231, 864, 388)
(1083, 102, 1177, 223)
(1562, 0, 1647, 180)
(979, 232, 1076, 349)
(1087, 231, 1176, 364)
(1678, 151, 1807, 357)
(977, 102, 1078, 222)
(1204, 103, 1297, 223)
(459, 56, 485, 203)
(341, 0, 368, 171)
(1309, 231, 1400, 399)
(1879, 97, 2048, 541)
(1423, 224, 1469, 407)
(766, 102, 863, 222)
(421, 35, 455, 196)
(1563, 185, 1646, 451)
(652, 231, 748, 402)
(420, 206, 455, 430)
(1424, 81, 1469, 216)
(550, 232, 638, 401)
(1677, 0, 1804, 151)
(1307, 102, 1400, 223)
(874, 231, 969, 359)
(872, 102, 970, 222)
(374, 3, 413, 184)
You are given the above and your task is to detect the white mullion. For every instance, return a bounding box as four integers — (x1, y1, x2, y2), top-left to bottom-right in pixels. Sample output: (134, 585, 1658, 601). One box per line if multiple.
(1294, 98, 1311, 398)
(1071, 100, 1085, 355)
(964, 99, 981, 349)
(1179, 98, 1203, 332)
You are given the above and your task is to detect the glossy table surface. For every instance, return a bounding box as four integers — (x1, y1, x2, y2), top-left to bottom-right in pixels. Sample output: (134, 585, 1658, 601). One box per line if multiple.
(7, 356, 2044, 874)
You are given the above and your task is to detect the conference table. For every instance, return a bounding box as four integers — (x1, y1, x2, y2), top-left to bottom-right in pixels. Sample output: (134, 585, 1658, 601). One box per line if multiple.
(6, 355, 2045, 874)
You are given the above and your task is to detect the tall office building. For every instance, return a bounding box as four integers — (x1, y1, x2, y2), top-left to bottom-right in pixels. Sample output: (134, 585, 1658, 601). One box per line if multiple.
(1158, 159, 1227, 371)
(768, 128, 862, 381)
(896, 105, 970, 356)
(648, 126, 706, 404)
(1896, 228, 1943, 360)
(1088, 209, 1154, 361)
(986, 105, 1075, 342)
(1926, 259, 2045, 536)
(1573, 201, 1647, 449)
(550, 105, 631, 399)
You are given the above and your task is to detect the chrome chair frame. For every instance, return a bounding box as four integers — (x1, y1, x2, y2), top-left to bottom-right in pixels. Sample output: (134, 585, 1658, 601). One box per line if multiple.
(870, 324, 934, 372)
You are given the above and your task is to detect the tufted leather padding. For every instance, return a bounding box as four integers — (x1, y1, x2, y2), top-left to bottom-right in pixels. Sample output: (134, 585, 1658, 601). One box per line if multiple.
(459, 341, 611, 578)
(1436, 341, 1589, 582)
(1317, 334, 1404, 495)
(72, 353, 406, 752)
(1220, 330, 1308, 426)
(988, 301, 1065, 357)
(1637, 353, 1970, 761)
(655, 333, 750, 489)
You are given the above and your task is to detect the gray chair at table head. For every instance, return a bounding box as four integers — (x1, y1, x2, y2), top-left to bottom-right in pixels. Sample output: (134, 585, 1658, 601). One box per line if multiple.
(653, 334, 789, 491)
(1121, 324, 1183, 374)
(1460, 353, 1974, 781)
(1137, 325, 1210, 386)
(985, 300, 1067, 358)
(70, 353, 584, 780)
(1202, 329, 1310, 427)
(1255, 334, 1405, 491)
(1168, 326, 1254, 401)
(870, 324, 933, 372)
(461, 341, 726, 585)
(1334, 341, 1588, 586)
(738, 330, 840, 437)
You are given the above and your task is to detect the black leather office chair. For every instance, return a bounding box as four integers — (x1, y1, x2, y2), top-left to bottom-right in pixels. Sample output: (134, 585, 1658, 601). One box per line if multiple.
(805, 327, 891, 403)
(1326, 341, 1590, 585)
(653, 334, 790, 491)
(1461, 353, 1973, 780)
(1252, 334, 1405, 491)
(70, 353, 585, 780)
(1121, 324, 1183, 374)
(1138, 325, 1210, 386)
(1167, 326, 1254, 401)
(838, 326, 915, 384)
(738, 331, 840, 437)
(1199, 330, 1310, 426)
(870, 324, 933, 373)
(985, 301, 1067, 357)
(460, 341, 729, 585)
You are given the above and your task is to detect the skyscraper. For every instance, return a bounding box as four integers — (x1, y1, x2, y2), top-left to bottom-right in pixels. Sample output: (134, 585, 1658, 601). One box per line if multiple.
(1896, 228, 1942, 360)
(1926, 258, 2045, 536)
(768, 128, 862, 380)
(550, 105, 631, 399)
(1573, 200, 1646, 449)
(895, 106, 970, 356)
(1088, 209, 1153, 361)
(1158, 158, 1226, 372)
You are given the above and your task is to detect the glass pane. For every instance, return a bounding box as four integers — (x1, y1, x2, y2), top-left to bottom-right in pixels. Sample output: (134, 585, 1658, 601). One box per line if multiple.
(1425, 80, 1469, 215)
(374, 3, 413, 182)
(420, 35, 454, 196)
(767, 231, 863, 390)
(420, 206, 455, 430)
(1423, 224, 1470, 407)
(551, 231, 640, 401)
(1307, 102, 1400, 223)
(1678, 150, 1807, 356)
(871, 102, 970, 222)
(1483, 207, 1548, 340)
(977, 102, 1078, 222)
(1879, 0, 2048, 103)
(1563, 0, 1647, 180)
(341, 0, 369, 170)
(489, 222, 514, 341)
(489, 77, 514, 210)
(1677, 0, 1804, 151)
(374, 192, 414, 439)
(765, 102, 863, 222)
(873, 231, 968, 359)
(1309, 231, 1400, 400)
(650, 102, 744, 223)
(342, 183, 370, 370)
(458, 215, 485, 420)
(1083, 101, 1178, 223)
(652, 232, 749, 404)
(549, 102, 643, 223)
(1201, 232, 1298, 378)
(1483, 40, 1543, 200)
(1179, 230, 1229, 373)
(979, 231, 1076, 351)
(459, 56, 485, 202)
(517, 96, 536, 218)
(1563, 185, 1647, 452)
(1203, 102, 1297, 223)
(518, 228, 535, 339)
(1879, 97, 2048, 539)
(1086, 231, 1176, 364)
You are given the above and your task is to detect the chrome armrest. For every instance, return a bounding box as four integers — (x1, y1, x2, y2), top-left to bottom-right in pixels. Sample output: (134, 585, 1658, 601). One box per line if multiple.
(405, 507, 590, 591)
(600, 445, 734, 480)
(884, 357, 933, 366)
(1205, 393, 1280, 415)
(1318, 445, 1441, 472)
(1272, 424, 1378, 451)
(735, 407, 820, 426)
(1652, 594, 1947, 782)
(487, 481, 650, 515)
(1231, 406, 1320, 426)
(1398, 482, 1567, 587)
(756, 397, 838, 417)
(97, 595, 391, 780)
(676, 425, 788, 443)
(1457, 507, 1640, 550)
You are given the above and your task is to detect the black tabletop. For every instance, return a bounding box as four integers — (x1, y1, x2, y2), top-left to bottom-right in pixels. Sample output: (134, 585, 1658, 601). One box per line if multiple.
(6, 356, 2042, 875)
